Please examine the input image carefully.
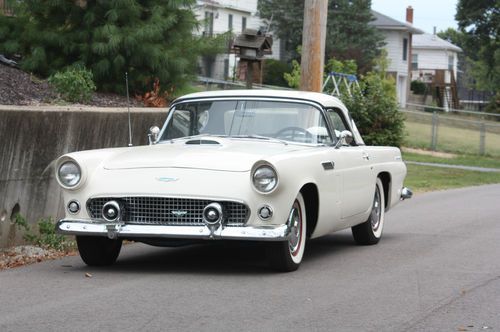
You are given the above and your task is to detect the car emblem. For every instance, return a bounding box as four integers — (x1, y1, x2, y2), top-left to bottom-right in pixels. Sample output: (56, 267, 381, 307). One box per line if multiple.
(171, 210, 188, 217)
(156, 177, 179, 182)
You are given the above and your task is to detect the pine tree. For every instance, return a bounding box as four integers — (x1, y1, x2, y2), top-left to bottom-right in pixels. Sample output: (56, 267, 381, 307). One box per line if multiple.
(0, 0, 218, 93)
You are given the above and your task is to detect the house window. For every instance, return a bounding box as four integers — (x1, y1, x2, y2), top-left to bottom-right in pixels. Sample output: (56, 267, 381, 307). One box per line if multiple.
(224, 59, 229, 79)
(204, 11, 214, 36)
(228, 14, 233, 30)
(403, 38, 408, 61)
(242, 17, 247, 32)
(448, 55, 454, 71)
(411, 54, 418, 70)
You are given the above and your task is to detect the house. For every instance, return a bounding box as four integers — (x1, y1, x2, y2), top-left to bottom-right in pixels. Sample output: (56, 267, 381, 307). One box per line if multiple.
(411, 31, 462, 109)
(0, 0, 13, 15)
(370, 7, 424, 106)
(194, 0, 280, 81)
(412, 31, 462, 82)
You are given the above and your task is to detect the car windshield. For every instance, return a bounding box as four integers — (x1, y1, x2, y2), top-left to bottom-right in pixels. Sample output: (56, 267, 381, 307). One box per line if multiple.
(160, 100, 333, 145)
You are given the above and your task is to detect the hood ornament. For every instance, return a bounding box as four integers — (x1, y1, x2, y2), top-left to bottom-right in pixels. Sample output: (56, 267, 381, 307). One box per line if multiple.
(156, 177, 179, 183)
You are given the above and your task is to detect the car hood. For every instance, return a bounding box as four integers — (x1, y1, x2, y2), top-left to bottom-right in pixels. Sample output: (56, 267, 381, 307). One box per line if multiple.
(102, 137, 309, 172)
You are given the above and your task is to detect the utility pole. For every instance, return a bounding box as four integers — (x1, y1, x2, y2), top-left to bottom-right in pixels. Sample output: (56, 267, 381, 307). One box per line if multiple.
(300, 0, 328, 92)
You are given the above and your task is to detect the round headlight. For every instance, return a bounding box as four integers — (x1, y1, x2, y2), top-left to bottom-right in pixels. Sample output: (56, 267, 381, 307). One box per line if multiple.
(58, 161, 81, 188)
(252, 165, 278, 193)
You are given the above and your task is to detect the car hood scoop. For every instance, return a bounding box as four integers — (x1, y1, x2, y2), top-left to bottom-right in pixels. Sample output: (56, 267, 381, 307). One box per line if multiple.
(185, 139, 220, 145)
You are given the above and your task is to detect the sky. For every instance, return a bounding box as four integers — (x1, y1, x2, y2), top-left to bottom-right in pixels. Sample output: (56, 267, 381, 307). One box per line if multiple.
(371, 0, 459, 34)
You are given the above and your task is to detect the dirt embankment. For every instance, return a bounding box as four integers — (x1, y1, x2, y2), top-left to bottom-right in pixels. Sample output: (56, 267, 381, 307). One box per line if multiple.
(0, 63, 141, 107)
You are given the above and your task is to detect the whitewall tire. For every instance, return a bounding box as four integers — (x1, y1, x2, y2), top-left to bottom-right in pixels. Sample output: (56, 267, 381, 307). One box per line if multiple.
(351, 177, 385, 245)
(267, 192, 307, 272)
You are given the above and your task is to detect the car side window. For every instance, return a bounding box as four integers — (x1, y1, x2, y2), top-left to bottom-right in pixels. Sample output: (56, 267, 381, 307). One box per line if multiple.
(165, 110, 192, 139)
(326, 108, 348, 138)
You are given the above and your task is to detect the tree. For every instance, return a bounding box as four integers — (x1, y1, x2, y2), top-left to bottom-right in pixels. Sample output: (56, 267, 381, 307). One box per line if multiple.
(326, 0, 385, 73)
(0, 0, 223, 94)
(455, 0, 499, 91)
(258, 0, 384, 73)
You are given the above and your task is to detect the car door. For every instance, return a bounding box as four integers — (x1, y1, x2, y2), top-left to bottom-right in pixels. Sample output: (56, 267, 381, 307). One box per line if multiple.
(325, 108, 374, 220)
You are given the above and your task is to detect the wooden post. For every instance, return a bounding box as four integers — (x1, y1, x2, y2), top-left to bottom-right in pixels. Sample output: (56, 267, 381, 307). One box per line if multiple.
(300, 0, 328, 92)
(246, 62, 253, 89)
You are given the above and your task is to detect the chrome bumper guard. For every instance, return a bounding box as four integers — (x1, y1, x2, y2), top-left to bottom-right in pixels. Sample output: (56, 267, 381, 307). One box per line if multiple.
(401, 187, 413, 200)
(56, 220, 291, 241)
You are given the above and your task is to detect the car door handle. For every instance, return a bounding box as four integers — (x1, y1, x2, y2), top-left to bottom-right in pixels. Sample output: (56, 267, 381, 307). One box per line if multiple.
(362, 153, 370, 160)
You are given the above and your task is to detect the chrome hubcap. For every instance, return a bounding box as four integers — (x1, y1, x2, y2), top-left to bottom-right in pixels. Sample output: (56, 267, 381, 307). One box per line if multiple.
(371, 187, 382, 231)
(288, 201, 302, 256)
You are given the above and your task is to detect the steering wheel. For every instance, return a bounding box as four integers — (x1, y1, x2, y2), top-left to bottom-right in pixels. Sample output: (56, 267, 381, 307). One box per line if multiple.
(275, 126, 313, 142)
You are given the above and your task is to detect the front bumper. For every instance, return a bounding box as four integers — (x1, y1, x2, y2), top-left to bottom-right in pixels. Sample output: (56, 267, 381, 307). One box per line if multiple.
(56, 220, 291, 241)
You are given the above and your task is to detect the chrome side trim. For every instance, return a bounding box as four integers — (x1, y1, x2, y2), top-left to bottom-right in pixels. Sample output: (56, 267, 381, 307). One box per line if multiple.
(56, 220, 290, 241)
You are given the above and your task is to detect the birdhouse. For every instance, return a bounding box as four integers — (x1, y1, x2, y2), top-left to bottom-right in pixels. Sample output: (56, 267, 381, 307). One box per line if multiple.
(233, 29, 273, 61)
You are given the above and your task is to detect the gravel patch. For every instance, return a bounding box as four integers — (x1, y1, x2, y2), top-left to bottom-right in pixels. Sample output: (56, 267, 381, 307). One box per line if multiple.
(0, 245, 76, 270)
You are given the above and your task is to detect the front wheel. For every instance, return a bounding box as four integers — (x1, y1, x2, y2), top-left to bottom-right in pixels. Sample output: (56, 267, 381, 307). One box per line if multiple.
(351, 178, 385, 245)
(267, 192, 307, 272)
(76, 236, 122, 266)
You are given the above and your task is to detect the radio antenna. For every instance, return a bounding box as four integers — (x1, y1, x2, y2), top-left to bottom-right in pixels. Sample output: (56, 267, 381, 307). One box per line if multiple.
(125, 72, 133, 147)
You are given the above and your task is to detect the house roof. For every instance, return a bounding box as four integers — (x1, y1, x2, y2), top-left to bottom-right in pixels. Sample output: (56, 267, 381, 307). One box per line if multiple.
(413, 33, 462, 52)
(370, 10, 424, 34)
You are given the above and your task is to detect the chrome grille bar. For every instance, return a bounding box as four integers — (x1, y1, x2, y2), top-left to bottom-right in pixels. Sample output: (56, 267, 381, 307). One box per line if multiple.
(87, 197, 249, 226)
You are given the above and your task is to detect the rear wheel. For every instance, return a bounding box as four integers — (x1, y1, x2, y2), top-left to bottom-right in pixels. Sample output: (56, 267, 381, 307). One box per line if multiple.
(267, 192, 307, 272)
(351, 178, 385, 245)
(76, 236, 122, 266)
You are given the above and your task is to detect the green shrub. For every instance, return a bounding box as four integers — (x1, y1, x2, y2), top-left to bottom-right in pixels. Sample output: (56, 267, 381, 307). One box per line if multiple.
(11, 214, 73, 251)
(262, 59, 291, 87)
(49, 67, 96, 103)
(342, 71, 405, 147)
(283, 59, 301, 88)
(410, 80, 427, 95)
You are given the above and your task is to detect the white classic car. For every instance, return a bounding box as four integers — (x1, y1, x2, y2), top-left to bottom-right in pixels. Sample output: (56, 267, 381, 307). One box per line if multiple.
(55, 90, 412, 271)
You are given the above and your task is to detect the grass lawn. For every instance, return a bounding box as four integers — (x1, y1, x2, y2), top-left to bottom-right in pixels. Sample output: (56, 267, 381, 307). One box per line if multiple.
(403, 151, 500, 169)
(404, 164, 500, 193)
(404, 121, 500, 157)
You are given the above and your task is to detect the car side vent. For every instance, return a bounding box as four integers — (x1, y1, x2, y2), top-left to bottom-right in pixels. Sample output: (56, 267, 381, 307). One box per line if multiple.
(185, 139, 220, 145)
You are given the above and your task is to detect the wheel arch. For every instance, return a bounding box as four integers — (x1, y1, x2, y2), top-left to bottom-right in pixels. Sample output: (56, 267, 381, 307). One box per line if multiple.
(377, 171, 391, 210)
(300, 183, 319, 238)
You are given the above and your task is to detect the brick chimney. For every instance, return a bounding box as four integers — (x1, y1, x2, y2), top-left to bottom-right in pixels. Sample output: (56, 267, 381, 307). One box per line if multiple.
(406, 6, 414, 24)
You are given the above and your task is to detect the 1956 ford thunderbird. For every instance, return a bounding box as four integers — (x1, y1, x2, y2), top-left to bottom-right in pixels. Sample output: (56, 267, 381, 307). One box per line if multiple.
(55, 90, 412, 271)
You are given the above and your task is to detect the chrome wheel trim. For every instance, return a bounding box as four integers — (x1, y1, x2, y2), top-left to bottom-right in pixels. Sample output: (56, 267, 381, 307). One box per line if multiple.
(288, 200, 303, 257)
(371, 186, 382, 232)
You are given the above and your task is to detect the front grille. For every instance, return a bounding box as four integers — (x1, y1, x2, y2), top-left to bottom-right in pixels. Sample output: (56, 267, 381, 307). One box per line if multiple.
(87, 197, 249, 226)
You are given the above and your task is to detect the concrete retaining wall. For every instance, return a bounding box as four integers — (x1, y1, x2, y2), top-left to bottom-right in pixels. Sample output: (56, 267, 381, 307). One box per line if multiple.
(0, 105, 167, 248)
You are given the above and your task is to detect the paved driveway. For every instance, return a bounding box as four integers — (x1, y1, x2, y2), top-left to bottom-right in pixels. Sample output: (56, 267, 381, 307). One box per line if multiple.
(1, 184, 499, 332)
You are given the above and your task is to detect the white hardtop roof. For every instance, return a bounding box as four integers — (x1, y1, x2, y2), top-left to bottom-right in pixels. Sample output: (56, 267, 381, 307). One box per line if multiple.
(173, 89, 347, 109)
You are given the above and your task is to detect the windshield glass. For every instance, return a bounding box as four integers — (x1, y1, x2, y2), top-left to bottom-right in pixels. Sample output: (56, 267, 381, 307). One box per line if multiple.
(160, 100, 333, 145)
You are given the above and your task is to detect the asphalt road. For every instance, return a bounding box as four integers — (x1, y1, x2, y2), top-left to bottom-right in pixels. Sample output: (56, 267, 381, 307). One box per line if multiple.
(1, 184, 499, 332)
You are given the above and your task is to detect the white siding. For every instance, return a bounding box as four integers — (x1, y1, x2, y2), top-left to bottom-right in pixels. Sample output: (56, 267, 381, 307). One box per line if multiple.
(380, 30, 410, 76)
(413, 49, 458, 73)
(411, 49, 459, 82)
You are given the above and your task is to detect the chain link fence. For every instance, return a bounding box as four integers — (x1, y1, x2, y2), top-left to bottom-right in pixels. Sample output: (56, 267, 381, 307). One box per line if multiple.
(403, 103, 500, 157)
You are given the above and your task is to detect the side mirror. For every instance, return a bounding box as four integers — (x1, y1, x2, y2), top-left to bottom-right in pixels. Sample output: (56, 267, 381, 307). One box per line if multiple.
(148, 126, 160, 145)
(335, 130, 353, 149)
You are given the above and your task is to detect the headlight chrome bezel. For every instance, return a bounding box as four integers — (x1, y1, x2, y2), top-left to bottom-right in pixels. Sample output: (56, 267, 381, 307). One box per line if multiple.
(56, 157, 83, 190)
(251, 162, 279, 194)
